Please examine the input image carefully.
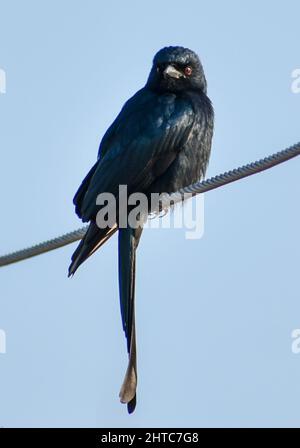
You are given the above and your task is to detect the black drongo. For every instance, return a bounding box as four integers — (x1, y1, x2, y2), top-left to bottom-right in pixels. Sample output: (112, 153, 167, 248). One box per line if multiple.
(69, 46, 214, 413)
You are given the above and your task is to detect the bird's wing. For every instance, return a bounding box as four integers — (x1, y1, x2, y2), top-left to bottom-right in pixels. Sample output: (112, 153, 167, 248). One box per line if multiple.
(73, 89, 160, 220)
(76, 89, 195, 222)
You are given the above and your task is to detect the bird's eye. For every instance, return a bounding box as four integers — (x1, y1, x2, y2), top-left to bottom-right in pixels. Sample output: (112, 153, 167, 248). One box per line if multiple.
(184, 66, 193, 76)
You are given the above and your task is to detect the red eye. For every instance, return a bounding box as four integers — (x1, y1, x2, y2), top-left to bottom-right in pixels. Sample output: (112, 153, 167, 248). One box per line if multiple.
(184, 66, 192, 76)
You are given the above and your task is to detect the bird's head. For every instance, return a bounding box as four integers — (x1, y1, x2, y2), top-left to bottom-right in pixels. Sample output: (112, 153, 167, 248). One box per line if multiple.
(146, 46, 207, 94)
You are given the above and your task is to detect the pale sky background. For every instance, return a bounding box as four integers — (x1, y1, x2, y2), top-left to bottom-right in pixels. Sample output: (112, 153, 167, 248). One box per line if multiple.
(0, 0, 300, 428)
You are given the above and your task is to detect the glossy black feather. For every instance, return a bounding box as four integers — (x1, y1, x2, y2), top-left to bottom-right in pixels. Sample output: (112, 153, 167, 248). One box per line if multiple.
(73, 162, 98, 219)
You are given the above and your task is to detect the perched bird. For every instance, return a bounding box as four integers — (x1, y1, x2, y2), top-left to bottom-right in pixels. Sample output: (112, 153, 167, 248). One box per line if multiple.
(69, 46, 214, 413)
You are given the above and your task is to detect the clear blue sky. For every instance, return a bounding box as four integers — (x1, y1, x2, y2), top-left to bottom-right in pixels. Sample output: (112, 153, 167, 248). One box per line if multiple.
(0, 0, 299, 428)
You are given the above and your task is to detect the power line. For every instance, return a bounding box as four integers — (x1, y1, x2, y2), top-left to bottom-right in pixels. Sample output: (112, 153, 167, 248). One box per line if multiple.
(0, 141, 299, 268)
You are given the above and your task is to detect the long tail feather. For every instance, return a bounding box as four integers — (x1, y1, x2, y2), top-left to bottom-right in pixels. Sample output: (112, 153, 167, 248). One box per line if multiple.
(118, 226, 143, 413)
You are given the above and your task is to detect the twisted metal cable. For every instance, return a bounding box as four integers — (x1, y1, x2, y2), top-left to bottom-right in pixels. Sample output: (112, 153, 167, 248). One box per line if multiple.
(0, 227, 88, 267)
(0, 141, 299, 268)
(162, 141, 300, 206)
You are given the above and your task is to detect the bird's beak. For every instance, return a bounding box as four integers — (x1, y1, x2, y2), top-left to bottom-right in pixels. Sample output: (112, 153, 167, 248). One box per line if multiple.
(163, 65, 183, 79)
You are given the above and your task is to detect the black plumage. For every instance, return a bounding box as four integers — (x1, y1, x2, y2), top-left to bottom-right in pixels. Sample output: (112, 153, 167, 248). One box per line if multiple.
(69, 46, 214, 413)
